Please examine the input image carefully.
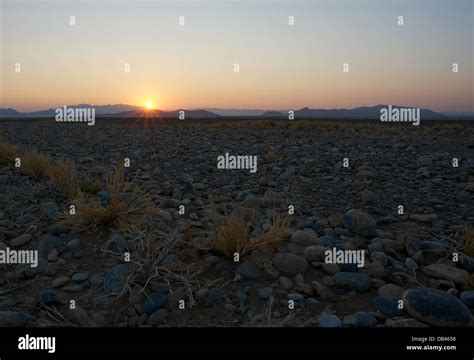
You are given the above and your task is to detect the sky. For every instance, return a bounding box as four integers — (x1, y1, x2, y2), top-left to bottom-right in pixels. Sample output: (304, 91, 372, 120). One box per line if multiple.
(0, 0, 473, 112)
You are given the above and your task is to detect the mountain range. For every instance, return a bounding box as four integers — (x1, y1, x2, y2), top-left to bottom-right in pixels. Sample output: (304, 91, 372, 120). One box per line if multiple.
(0, 104, 470, 119)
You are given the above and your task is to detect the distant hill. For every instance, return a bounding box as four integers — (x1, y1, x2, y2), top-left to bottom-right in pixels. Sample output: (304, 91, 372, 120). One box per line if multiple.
(262, 110, 284, 117)
(293, 105, 445, 118)
(108, 109, 220, 118)
(0, 104, 452, 119)
(0, 104, 140, 118)
(0, 108, 21, 117)
(200, 108, 266, 116)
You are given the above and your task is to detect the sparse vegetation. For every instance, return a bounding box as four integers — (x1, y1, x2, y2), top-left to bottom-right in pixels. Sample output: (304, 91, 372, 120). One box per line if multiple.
(0, 135, 19, 165)
(35, 305, 78, 328)
(64, 166, 157, 233)
(209, 208, 288, 258)
(20, 149, 50, 180)
(48, 159, 78, 197)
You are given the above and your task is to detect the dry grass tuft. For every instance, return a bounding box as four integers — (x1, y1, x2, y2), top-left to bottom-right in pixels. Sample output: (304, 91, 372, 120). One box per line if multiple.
(48, 159, 78, 197)
(0, 135, 19, 165)
(20, 149, 50, 180)
(65, 166, 157, 233)
(460, 222, 474, 256)
(209, 209, 253, 258)
(35, 305, 78, 327)
(209, 207, 288, 258)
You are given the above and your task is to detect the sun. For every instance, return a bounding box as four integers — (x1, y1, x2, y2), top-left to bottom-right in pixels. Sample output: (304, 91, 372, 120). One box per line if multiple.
(144, 101, 154, 110)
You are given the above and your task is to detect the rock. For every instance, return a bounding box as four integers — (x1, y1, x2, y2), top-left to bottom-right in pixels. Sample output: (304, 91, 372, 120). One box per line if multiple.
(236, 260, 261, 279)
(258, 287, 273, 300)
(355, 312, 377, 327)
(328, 214, 343, 228)
(419, 241, 446, 252)
(334, 272, 372, 293)
(157, 210, 173, 224)
(391, 319, 429, 328)
(343, 314, 357, 327)
(0, 311, 27, 327)
(409, 214, 437, 223)
(273, 253, 308, 275)
(143, 292, 168, 314)
(290, 230, 322, 246)
(47, 248, 58, 262)
(52, 276, 69, 288)
(322, 263, 340, 275)
(67, 238, 81, 249)
(103, 264, 130, 294)
(363, 261, 385, 278)
(241, 194, 260, 209)
(40, 201, 59, 220)
(204, 255, 220, 265)
(357, 166, 377, 178)
(311, 281, 334, 300)
(147, 309, 169, 326)
(460, 255, 474, 272)
(162, 254, 180, 268)
(373, 238, 405, 252)
(422, 263, 471, 286)
(215, 261, 234, 278)
(460, 290, 474, 308)
(279, 276, 293, 290)
(372, 297, 403, 317)
(38, 235, 63, 258)
(106, 232, 130, 253)
(10, 234, 33, 247)
(89, 274, 104, 286)
(67, 307, 97, 327)
(319, 314, 342, 328)
(36, 290, 64, 306)
(378, 284, 404, 300)
(342, 209, 377, 238)
(63, 284, 83, 292)
(370, 252, 388, 266)
(405, 258, 419, 270)
(457, 191, 471, 202)
(287, 293, 305, 304)
(361, 190, 378, 205)
(71, 272, 90, 282)
(403, 288, 472, 327)
(302, 245, 327, 262)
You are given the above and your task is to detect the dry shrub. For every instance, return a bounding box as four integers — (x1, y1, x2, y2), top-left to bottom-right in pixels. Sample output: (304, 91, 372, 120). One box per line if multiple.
(65, 166, 157, 233)
(20, 149, 50, 180)
(461, 222, 474, 256)
(48, 159, 78, 197)
(0, 136, 19, 165)
(267, 149, 277, 163)
(209, 207, 288, 258)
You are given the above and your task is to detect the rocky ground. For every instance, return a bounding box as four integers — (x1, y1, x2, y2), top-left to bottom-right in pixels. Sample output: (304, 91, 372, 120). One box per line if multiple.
(0, 118, 473, 328)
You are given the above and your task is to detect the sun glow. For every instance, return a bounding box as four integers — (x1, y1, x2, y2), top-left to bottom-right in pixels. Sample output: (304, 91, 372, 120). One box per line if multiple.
(144, 101, 154, 110)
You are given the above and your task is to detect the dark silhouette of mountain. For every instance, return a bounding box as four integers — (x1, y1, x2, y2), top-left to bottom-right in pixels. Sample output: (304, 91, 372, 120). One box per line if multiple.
(200, 108, 266, 116)
(262, 110, 284, 117)
(293, 105, 445, 118)
(0, 104, 141, 117)
(108, 109, 220, 118)
(0, 104, 451, 118)
(0, 108, 21, 117)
